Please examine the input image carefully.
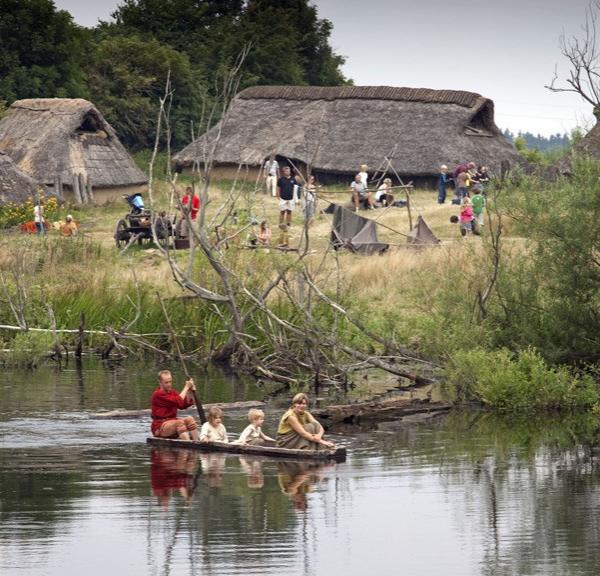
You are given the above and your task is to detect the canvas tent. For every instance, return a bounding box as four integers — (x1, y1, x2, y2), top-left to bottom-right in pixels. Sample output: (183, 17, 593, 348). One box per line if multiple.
(0, 151, 36, 204)
(0, 98, 147, 204)
(330, 205, 389, 254)
(406, 216, 440, 245)
(174, 85, 523, 186)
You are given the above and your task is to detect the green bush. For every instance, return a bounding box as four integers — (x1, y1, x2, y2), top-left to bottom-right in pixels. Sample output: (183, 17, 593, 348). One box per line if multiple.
(446, 347, 600, 413)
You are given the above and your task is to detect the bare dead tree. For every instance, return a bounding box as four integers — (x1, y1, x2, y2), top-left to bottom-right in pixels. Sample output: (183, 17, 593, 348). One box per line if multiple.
(546, 1, 600, 119)
(141, 48, 438, 390)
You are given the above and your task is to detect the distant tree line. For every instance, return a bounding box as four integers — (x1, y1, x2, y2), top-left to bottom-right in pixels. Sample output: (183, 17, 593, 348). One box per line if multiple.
(0, 0, 349, 149)
(502, 129, 573, 152)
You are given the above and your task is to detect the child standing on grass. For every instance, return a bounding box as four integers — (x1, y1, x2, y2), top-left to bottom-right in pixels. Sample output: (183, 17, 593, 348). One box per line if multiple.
(459, 198, 474, 238)
(437, 165, 448, 204)
(199, 407, 229, 443)
(470, 187, 485, 234)
(236, 409, 276, 446)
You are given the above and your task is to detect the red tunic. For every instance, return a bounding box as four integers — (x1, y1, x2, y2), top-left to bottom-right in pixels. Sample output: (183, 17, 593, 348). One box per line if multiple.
(150, 388, 194, 435)
(181, 194, 200, 220)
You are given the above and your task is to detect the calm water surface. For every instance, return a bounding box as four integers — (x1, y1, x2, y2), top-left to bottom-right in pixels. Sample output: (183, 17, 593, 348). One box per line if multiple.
(1, 360, 600, 575)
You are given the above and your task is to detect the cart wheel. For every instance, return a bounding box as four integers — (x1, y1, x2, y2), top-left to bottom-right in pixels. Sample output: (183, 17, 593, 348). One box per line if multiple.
(114, 219, 129, 248)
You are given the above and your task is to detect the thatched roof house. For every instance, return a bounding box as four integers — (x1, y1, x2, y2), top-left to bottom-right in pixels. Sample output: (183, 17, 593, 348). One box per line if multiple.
(174, 85, 522, 186)
(0, 151, 36, 204)
(0, 98, 147, 203)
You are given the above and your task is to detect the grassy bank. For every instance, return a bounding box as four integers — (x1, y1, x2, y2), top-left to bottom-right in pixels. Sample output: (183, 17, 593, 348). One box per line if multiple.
(1, 161, 599, 413)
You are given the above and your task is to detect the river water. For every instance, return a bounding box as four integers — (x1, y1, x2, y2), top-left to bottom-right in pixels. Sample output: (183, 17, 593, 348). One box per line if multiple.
(1, 360, 600, 576)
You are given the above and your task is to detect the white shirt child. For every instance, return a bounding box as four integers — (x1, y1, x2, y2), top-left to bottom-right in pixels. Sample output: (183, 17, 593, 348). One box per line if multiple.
(199, 421, 228, 443)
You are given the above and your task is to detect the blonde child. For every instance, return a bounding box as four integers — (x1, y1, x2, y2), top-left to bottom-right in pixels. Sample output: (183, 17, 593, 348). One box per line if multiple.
(199, 406, 229, 443)
(258, 220, 271, 246)
(236, 408, 275, 446)
(459, 198, 474, 237)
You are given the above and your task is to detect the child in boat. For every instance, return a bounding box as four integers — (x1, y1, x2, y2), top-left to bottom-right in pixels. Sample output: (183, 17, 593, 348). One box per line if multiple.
(235, 408, 276, 446)
(199, 406, 229, 443)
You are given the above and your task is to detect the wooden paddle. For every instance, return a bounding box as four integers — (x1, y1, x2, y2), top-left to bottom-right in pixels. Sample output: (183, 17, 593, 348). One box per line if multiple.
(157, 293, 207, 424)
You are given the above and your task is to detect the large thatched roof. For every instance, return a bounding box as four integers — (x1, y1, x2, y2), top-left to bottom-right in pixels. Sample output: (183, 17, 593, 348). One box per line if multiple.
(0, 99, 147, 188)
(174, 85, 522, 177)
(0, 151, 36, 203)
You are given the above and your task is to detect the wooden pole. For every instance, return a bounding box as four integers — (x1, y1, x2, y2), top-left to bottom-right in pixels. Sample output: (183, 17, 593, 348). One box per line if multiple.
(157, 293, 206, 424)
(385, 157, 413, 231)
(78, 173, 89, 204)
(86, 176, 95, 205)
(72, 173, 83, 204)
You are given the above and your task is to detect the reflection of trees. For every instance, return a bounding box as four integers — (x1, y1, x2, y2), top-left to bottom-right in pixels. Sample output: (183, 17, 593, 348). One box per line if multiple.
(371, 412, 600, 576)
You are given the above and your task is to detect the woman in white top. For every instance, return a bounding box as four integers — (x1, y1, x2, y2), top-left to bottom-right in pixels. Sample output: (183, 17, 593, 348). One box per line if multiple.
(199, 406, 229, 443)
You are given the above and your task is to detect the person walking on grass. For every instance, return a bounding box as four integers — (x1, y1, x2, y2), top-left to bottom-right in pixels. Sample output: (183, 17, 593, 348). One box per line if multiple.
(471, 187, 485, 234)
(263, 154, 280, 197)
(34, 196, 45, 235)
(277, 165, 297, 246)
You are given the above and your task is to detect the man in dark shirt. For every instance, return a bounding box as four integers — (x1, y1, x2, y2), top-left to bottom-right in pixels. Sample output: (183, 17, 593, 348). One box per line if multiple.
(277, 166, 297, 217)
(276, 165, 297, 245)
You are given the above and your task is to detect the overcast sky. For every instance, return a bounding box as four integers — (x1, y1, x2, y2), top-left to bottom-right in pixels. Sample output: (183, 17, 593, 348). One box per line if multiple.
(54, 0, 595, 136)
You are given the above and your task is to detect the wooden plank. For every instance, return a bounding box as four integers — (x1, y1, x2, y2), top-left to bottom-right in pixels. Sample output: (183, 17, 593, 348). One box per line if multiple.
(90, 400, 266, 419)
(146, 437, 347, 462)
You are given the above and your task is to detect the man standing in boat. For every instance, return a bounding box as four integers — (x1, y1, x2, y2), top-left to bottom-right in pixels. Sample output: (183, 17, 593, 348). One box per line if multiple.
(151, 370, 199, 441)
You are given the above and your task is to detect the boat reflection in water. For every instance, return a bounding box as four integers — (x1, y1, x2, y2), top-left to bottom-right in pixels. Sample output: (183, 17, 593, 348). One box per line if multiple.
(150, 446, 334, 512)
(150, 448, 200, 508)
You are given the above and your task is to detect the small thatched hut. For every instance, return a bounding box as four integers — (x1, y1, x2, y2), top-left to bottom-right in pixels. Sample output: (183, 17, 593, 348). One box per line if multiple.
(0, 98, 147, 204)
(0, 151, 36, 204)
(174, 85, 522, 186)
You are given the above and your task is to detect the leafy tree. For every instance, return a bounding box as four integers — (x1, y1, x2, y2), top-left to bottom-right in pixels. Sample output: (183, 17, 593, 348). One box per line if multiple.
(110, 0, 347, 88)
(0, 0, 87, 101)
(83, 32, 202, 149)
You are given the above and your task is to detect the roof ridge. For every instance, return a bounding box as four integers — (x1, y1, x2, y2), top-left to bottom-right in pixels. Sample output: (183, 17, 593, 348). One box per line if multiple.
(237, 85, 484, 108)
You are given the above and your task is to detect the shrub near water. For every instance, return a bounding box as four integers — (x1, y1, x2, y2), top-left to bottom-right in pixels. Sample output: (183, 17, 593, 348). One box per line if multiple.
(446, 348, 600, 413)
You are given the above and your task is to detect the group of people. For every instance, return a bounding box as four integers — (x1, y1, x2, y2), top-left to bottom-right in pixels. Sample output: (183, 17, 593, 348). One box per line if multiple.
(150, 370, 335, 450)
(438, 161, 489, 238)
(437, 161, 490, 205)
(349, 164, 396, 211)
(31, 197, 78, 237)
(263, 156, 318, 248)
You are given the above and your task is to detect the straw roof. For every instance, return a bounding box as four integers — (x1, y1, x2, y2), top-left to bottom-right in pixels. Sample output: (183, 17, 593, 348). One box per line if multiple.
(0, 99, 147, 188)
(174, 85, 522, 177)
(0, 151, 36, 203)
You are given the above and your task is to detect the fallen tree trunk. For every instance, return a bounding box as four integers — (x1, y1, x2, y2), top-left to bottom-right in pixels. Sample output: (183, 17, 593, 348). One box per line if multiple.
(90, 400, 265, 419)
(313, 397, 453, 426)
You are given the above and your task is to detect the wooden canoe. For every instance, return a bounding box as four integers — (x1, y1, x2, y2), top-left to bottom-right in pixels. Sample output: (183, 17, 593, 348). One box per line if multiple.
(146, 437, 347, 462)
